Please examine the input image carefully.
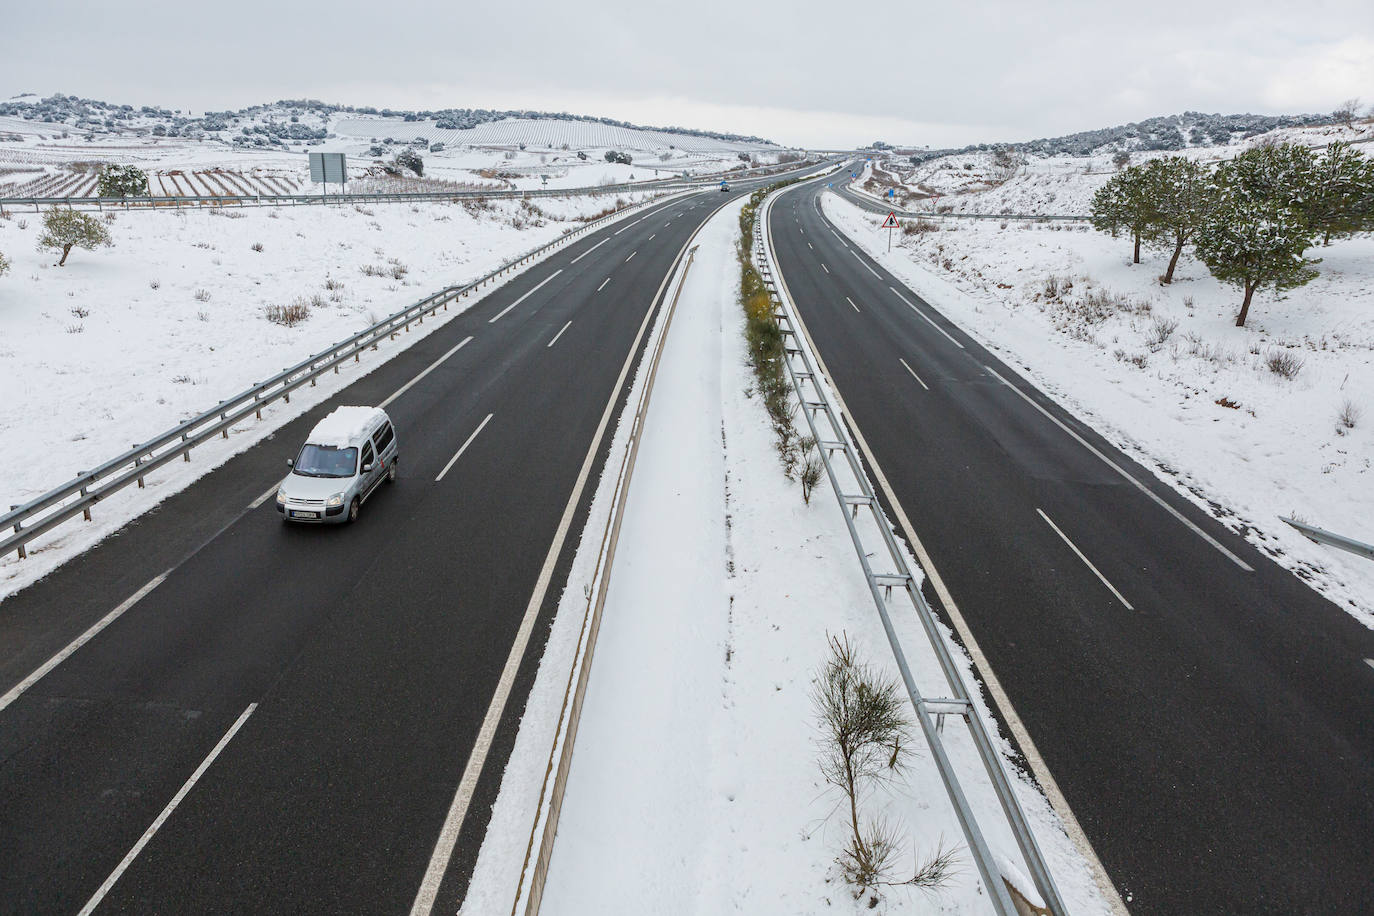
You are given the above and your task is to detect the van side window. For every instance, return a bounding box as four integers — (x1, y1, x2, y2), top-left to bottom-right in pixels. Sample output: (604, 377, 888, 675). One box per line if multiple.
(373, 422, 394, 452)
(360, 442, 375, 470)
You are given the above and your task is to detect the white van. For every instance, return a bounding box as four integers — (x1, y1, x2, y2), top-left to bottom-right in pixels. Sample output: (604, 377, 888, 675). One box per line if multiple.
(276, 406, 398, 524)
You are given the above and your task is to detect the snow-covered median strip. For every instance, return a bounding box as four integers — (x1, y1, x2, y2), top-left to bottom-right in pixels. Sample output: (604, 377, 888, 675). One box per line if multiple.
(460, 193, 1109, 912)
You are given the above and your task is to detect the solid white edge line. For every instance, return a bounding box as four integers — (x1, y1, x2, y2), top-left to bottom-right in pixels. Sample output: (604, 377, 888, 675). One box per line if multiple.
(625, 251, 636, 263)
(547, 321, 572, 349)
(1036, 509, 1135, 610)
(435, 414, 494, 483)
(647, 234, 655, 241)
(1366, 658, 1374, 671)
(597, 278, 610, 292)
(984, 365, 1253, 572)
(769, 191, 1130, 915)
(488, 270, 563, 324)
(76, 702, 258, 916)
(408, 212, 697, 916)
(0, 572, 169, 715)
(888, 286, 965, 349)
(380, 336, 475, 410)
(846, 296, 860, 313)
(568, 239, 606, 264)
(820, 263, 829, 274)
(899, 357, 929, 390)
(851, 248, 881, 278)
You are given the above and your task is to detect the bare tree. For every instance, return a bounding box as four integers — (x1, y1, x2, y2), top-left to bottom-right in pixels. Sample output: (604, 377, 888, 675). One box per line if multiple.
(1334, 98, 1362, 129)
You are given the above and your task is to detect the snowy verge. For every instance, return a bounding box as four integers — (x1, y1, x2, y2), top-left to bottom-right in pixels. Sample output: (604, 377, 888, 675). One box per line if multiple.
(824, 192, 1374, 628)
(0, 190, 682, 600)
(506, 195, 1108, 912)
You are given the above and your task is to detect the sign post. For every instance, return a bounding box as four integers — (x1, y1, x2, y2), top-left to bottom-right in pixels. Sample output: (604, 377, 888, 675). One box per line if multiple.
(881, 211, 900, 251)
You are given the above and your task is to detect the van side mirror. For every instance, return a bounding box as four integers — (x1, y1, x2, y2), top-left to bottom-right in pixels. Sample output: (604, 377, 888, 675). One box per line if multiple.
(286, 458, 294, 467)
(362, 463, 373, 473)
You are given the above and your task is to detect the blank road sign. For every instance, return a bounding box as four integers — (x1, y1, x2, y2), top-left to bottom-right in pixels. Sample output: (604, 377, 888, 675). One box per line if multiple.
(309, 152, 347, 184)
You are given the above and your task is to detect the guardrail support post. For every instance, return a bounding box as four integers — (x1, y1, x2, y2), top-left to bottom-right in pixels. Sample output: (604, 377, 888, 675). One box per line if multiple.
(77, 477, 92, 521)
(182, 434, 191, 461)
(134, 448, 145, 487)
(10, 507, 23, 559)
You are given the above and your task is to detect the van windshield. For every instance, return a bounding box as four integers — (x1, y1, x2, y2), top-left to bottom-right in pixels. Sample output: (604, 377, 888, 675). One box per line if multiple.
(293, 445, 358, 478)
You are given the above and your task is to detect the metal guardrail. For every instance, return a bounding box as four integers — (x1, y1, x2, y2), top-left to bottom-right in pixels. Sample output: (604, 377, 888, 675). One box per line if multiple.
(0, 189, 697, 561)
(0, 160, 826, 214)
(756, 187, 1067, 915)
(1280, 517, 1374, 560)
(840, 182, 1088, 222)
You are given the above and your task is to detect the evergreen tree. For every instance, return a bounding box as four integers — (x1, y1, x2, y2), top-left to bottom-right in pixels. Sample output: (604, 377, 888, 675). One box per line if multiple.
(393, 148, 423, 176)
(37, 208, 113, 267)
(1194, 145, 1319, 327)
(1138, 156, 1217, 283)
(1304, 141, 1374, 244)
(1090, 165, 1154, 263)
(0, 249, 10, 277)
(96, 164, 148, 198)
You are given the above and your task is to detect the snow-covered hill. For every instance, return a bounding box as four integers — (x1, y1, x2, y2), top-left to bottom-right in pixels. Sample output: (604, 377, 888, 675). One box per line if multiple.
(863, 121, 1374, 216)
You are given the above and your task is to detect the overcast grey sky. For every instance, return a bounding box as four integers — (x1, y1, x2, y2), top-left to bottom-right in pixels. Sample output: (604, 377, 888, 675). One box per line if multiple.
(3, 0, 1371, 147)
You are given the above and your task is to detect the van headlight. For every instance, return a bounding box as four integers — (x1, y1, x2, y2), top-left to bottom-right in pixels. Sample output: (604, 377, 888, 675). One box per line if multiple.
(326, 493, 344, 508)
(276, 489, 287, 505)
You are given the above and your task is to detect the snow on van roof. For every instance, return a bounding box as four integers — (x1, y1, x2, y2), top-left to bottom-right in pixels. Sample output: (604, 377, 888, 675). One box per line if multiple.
(307, 406, 384, 448)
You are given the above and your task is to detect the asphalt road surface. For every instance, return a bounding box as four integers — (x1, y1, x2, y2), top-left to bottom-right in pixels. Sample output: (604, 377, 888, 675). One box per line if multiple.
(0, 177, 786, 915)
(768, 174, 1374, 914)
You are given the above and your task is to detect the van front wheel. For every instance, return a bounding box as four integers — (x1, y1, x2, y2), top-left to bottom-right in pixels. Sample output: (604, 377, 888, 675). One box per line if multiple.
(387, 460, 397, 483)
(347, 497, 360, 524)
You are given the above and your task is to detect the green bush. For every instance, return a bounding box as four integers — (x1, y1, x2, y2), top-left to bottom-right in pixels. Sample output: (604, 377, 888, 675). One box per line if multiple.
(97, 164, 149, 198)
(37, 208, 112, 266)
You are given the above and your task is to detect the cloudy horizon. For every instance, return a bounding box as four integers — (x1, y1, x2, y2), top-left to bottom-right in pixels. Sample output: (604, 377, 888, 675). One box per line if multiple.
(2, 0, 1370, 148)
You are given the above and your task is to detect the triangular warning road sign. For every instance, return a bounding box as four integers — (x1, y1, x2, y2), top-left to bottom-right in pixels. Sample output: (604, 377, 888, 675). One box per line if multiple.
(881, 212, 900, 229)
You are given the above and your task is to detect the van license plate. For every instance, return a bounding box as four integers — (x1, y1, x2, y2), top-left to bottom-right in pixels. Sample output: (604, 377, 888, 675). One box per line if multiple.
(291, 511, 319, 519)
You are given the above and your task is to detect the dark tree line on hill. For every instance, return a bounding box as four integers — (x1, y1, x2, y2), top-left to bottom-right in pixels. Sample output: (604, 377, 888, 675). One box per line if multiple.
(1090, 141, 1374, 326)
(908, 112, 1341, 165)
(0, 94, 772, 146)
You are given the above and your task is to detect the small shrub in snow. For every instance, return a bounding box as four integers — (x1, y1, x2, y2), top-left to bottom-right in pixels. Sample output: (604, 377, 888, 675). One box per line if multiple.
(69, 305, 89, 319)
(1265, 350, 1304, 379)
(1145, 316, 1179, 350)
(251, 242, 264, 252)
(196, 310, 210, 322)
(37, 208, 112, 267)
(264, 298, 311, 327)
(193, 288, 211, 302)
(0, 250, 9, 277)
(387, 258, 409, 280)
(1336, 399, 1361, 432)
(323, 277, 344, 291)
(812, 633, 955, 896)
(148, 278, 160, 290)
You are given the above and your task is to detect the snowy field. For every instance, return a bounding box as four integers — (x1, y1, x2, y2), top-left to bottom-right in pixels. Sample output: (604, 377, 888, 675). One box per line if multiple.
(0, 188, 669, 597)
(459, 197, 1108, 915)
(825, 194, 1374, 629)
(0, 101, 794, 200)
